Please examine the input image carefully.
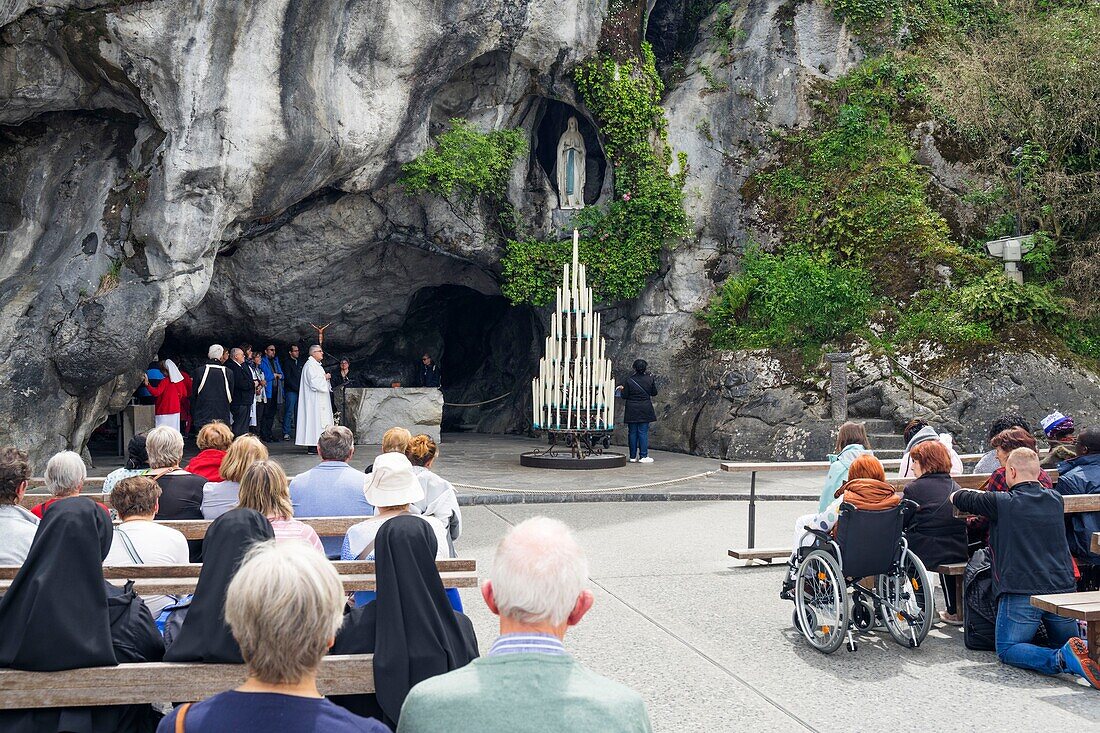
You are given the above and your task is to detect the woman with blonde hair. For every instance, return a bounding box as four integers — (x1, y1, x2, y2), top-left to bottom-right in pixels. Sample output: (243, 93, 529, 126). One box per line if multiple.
(201, 434, 268, 520)
(238, 459, 324, 553)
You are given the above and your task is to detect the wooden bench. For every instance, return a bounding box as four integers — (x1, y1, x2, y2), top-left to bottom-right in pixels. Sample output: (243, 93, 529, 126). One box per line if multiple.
(22, 492, 110, 509)
(1031, 591, 1100, 662)
(0, 654, 373, 709)
(157, 516, 371, 540)
(930, 561, 967, 623)
(0, 559, 479, 595)
(727, 547, 789, 563)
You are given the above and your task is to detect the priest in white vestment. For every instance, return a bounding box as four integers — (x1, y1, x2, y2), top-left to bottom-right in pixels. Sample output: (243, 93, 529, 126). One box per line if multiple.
(296, 344, 334, 449)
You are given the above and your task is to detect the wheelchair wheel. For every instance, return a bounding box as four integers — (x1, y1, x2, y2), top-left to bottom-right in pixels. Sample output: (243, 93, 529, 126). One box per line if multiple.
(794, 549, 848, 654)
(877, 549, 935, 648)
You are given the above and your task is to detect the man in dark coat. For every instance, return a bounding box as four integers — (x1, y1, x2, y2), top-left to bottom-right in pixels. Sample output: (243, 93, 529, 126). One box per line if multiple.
(418, 353, 441, 388)
(226, 347, 256, 437)
(282, 344, 303, 440)
(191, 344, 234, 431)
(1055, 426, 1100, 564)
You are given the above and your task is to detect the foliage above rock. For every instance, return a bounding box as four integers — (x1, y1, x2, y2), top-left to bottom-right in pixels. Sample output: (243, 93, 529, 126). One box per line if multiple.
(400, 119, 527, 204)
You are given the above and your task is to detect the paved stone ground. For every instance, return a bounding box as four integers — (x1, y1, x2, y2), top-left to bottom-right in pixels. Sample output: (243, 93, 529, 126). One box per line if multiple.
(91, 432, 823, 500)
(454, 501, 1100, 733)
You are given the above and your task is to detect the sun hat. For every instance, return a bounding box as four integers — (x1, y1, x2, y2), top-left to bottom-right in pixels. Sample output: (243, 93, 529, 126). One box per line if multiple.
(365, 452, 424, 507)
(1040, 411, 1074, 437)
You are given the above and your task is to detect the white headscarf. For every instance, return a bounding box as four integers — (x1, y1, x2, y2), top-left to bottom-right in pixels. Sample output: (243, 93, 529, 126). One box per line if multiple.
(164, 359, 185, 384)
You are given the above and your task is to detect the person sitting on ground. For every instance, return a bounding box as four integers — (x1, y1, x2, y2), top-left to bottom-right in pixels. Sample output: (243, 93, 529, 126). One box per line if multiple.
(1054, 426, 1100, 565)
(103, 433, 151, 493)
(1041, 411, 1078, 469)
(157, 541, 388, 733)
(185, 421, 235, 483)
(0, 499, 165, 732)
(818, 421, 872, 512)
(290, 425, 373, 559)
(147, 426, 208, 561)
(950, 448, 1099, 689)
(164, 508, 275, 663)
(405, 434, 462, 553)
(398, 516, 653, 733)
(973, 414, 1031, 474)
(365, 426, 412, 474)
(31, 450, 110, 519)
(0, 446, 37, 565)
(238, 459, 324, 553)
(201, 434, 269, 520)
(331, 515, 479, 728)
(898, 419, 964, 478)
(782, 455, 902, 597)
(342, 452, 450, 608)
(901, 440, 968, 626)
(106, 476, 190, 617)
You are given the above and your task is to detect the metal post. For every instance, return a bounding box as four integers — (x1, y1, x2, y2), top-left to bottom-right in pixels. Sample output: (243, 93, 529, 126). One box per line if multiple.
(748, 470, 757, 549)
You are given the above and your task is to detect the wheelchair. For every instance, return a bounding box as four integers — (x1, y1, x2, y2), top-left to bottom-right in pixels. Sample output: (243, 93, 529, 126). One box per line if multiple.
(787, 499, 934, 654)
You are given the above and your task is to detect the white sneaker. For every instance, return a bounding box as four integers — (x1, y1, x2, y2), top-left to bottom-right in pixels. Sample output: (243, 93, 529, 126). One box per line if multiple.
(639, 456, 654, 464)
(629, 458, 638, 463)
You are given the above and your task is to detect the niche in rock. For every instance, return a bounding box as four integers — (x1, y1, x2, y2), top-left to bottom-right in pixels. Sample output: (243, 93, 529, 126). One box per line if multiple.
(645, 0, 690, 62)
(533, 100, 605, 207)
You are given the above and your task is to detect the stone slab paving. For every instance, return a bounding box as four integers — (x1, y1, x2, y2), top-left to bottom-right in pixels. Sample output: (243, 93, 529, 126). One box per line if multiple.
(453, 501, 1100, 733)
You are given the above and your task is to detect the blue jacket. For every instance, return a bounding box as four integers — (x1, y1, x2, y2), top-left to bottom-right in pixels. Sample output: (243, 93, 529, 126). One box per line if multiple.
(819, 444, 870, 512)
(1055, 452, 1100, 562)
(953, 481, 1076, 599)
(259, 356, 281, 400)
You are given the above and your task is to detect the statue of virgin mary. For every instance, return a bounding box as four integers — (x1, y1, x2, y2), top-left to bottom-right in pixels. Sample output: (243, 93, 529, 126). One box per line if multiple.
(556, 116, 586, 210)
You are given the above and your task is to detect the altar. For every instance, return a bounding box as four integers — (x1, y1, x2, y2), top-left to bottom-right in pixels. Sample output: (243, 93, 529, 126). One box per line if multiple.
(341, 387, 443, 443)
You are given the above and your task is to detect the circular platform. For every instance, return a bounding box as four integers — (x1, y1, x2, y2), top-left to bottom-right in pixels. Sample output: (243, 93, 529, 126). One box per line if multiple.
(519, 451, 627, 470)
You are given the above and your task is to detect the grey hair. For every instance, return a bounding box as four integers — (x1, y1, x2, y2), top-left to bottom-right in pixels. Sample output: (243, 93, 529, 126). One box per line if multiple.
(225, 540, 345, 684)
(44, 451, 86, 497)
(208, 344, 224, 360)
(309, 344, 322, 355)
(230, 347, 243, 358)
(318, 425, 354, 462)
(490, 516, 589, 627)
(145, 426, 184, 468)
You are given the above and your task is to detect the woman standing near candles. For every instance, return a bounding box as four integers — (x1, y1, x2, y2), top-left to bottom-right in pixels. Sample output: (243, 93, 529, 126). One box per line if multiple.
(619, 359, 658, 464)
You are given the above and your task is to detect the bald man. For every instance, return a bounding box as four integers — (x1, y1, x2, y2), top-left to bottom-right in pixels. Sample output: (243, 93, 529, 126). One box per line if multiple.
(952, 448, 1099, 689)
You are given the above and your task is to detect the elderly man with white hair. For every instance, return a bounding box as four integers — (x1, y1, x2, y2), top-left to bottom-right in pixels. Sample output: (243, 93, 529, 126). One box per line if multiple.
(296, 344, 333, 454)
(397, 517, 653, 732)
(30, 450, 110, 519)
(192, 344, 234, 431)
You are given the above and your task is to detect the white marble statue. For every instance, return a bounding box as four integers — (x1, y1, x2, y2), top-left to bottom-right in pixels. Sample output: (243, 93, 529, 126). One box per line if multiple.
(556, 116, 586, 209)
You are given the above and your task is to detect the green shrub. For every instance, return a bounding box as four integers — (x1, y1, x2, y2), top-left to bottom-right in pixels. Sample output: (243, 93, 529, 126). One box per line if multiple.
(955, 271, 1068, 329)
(704, 248, 875, 348)
(401, 119, 527, 203)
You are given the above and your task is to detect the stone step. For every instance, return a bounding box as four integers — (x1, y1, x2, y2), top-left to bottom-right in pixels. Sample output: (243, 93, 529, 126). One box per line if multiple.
(859, 419, 899, 434)
(869, 434, 906, 450)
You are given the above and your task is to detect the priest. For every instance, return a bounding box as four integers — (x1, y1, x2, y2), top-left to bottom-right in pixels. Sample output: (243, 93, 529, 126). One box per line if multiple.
(296, 344, 334, 453)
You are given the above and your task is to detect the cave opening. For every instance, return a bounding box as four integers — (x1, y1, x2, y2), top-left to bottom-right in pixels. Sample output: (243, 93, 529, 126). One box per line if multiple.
(533, 100, 606, 206)
(158, 284, 541, 436)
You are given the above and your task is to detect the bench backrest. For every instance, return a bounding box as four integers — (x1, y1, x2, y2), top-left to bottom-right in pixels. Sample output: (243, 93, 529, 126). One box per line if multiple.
(888, 471, 1060, 492)
(0, 558, 477, 581)
(0, 654, 374, 709)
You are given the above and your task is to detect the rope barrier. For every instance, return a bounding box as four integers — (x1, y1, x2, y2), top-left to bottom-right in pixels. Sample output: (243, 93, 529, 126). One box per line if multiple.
(453, 469, 718, 495)
(443, 392, 512, 408)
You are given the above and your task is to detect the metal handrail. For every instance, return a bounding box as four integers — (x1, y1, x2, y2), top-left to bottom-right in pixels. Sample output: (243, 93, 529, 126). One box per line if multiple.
(887, 356, 969, 407)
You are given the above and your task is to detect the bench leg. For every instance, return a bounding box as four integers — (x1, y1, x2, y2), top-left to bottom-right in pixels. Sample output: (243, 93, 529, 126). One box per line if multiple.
(955, 575, 965, 624)
(1088, 621, 1099, 664)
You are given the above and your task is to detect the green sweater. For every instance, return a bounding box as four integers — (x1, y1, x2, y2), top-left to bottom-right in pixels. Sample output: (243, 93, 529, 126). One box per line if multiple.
(396, 653, 653, 733)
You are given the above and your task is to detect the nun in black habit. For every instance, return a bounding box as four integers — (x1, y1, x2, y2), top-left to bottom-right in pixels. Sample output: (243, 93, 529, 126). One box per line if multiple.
(0, 498, 165, 733)
(331, 513, 479, 728)
(163, 508, 274, 663)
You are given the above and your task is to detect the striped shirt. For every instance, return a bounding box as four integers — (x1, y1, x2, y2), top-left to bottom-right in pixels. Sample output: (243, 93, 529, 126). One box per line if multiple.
(488, 633, 567, 657)
(269, 517, 325, 554)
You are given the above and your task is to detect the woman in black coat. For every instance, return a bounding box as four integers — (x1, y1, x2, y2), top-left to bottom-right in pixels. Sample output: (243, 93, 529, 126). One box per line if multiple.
(901, 440, 968, 625)
(619, 359, 658, 464)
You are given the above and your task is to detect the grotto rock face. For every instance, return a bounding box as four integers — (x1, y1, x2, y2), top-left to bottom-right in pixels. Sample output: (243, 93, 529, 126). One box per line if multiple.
(0, 0, 603, 465)
(2, 0, 1097, 466)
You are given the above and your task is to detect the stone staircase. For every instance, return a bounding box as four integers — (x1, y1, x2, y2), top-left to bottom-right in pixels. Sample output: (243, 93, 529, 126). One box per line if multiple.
(857, 418, 906, 457)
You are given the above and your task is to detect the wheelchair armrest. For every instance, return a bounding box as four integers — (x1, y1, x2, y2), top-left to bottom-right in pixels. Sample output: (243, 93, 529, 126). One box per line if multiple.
(802, 526, 832, 543)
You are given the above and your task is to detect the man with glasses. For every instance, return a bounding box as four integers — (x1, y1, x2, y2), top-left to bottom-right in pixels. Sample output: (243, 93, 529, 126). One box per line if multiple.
(283, 344, 303, 441)
(258, 344, 283, 442)
(418, 353, 441, 388)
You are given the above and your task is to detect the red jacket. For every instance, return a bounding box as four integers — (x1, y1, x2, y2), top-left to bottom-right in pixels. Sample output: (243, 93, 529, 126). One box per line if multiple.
(185, 449, 225, 482)
(32, 496, 111, 519)
(147, 376, 192, 416)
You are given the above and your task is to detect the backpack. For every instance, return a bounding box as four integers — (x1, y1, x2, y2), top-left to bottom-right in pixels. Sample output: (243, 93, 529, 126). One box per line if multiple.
(157, 595, 194, 644)
(963, 548, 996, 651)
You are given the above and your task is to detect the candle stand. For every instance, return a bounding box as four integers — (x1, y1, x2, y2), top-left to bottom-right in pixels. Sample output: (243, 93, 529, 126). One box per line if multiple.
(519, 230, 626, 470)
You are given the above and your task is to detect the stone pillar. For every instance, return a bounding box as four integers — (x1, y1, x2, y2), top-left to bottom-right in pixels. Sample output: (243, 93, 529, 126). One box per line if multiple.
(826, 352, 851, 423)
